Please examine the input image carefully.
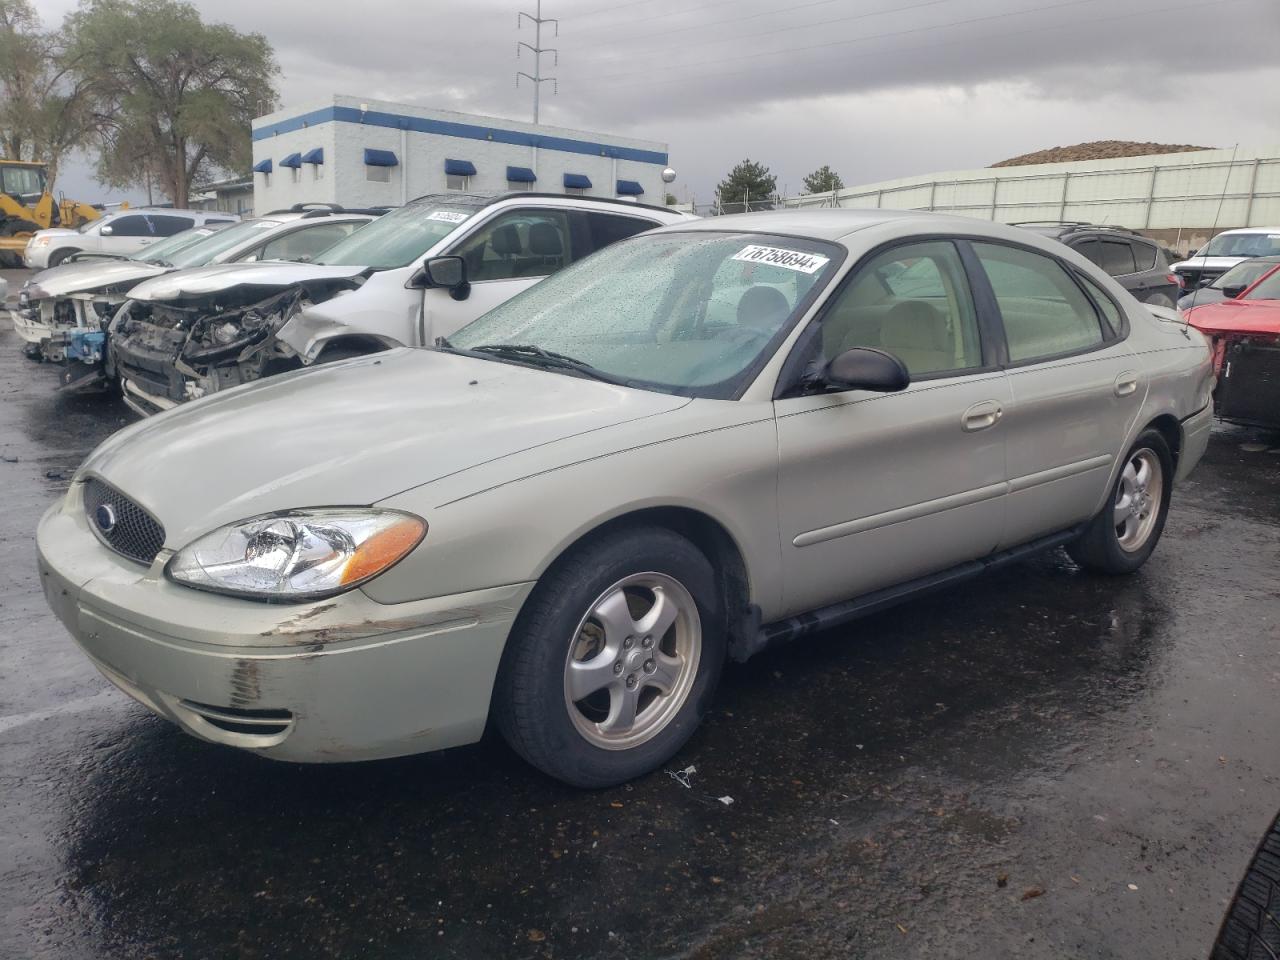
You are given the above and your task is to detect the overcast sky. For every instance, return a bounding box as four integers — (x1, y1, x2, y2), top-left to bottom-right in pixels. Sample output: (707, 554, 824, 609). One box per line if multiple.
(32, 0, 1280, 205)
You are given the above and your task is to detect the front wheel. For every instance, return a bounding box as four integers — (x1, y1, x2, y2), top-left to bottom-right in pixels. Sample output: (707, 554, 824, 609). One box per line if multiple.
(1211, 810, 1280, 960)
(47, 248, 78, 267)
(494, 527, 725, 788)
(1067, 429, 1173, 574)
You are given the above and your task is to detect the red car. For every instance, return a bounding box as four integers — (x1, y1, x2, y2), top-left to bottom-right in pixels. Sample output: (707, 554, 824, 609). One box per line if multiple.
(1186, 263, 1280, 429)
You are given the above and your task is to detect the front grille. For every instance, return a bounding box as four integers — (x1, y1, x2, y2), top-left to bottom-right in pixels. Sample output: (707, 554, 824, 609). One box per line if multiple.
(82, 477, 166, 565)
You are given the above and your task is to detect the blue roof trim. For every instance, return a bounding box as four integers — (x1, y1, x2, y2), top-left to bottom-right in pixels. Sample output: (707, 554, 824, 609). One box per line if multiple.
(364, 148, 399, 167)
(506, 165, 536, 183)
(279, 152, 302, 169)
(301, 147, 323, 164)
(616, 179, 644, 196)
(252, 158, 272, 174)
(563, 173, 592, 189)
(444, 158, 476, 177)
(253, 106, 669, 166)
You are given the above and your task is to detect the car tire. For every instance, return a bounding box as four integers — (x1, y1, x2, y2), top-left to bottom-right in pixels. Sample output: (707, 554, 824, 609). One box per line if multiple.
(1210, 810, 1280, 960)
(494, 526, 725, 788)
(1067, 428, 1173, 575)
(47, 248, 78, 268)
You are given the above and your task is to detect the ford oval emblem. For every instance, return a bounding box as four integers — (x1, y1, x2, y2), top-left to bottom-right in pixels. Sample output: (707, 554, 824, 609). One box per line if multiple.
(95, 504, 117, 534)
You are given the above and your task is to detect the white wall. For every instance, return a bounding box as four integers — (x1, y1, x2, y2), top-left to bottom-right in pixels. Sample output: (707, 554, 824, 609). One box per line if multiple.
(251, 95, 670, 212)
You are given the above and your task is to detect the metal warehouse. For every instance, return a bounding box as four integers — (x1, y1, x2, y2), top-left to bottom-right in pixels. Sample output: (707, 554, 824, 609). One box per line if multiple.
(781, 145, 1280, 254)
(250, 95, 670, 212)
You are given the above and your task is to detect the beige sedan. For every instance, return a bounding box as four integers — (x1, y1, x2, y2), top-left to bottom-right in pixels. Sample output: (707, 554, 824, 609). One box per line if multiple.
(37, 210, 1214, 786)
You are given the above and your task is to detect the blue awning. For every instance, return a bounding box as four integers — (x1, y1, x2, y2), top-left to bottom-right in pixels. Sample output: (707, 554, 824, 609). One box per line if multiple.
(506, 165, 537, 183)
(252, 158, 272, 174)
(563, 173, 592, 189)
(445, 158, 476, 177)
(301, 147, 324, 164)
(616, 179, 644, 196)
(364, 148, 399, 167)
(279, 152, 302, 169)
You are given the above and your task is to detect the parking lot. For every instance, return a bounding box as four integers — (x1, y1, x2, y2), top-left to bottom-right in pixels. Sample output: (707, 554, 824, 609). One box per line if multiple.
(0, 263, 1276, 959)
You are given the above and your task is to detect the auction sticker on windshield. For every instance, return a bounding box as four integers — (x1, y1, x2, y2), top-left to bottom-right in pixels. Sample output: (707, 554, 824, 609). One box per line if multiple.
(427, 211, 470, 224)
(732, 244, 829, 274)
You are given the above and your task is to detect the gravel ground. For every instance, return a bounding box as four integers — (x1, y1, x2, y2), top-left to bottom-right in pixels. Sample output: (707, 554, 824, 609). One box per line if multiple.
(0, 301, 1278, 960)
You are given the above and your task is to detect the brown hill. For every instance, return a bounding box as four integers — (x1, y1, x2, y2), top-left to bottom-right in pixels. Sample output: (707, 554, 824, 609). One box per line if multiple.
(991, 141, 1213, 167)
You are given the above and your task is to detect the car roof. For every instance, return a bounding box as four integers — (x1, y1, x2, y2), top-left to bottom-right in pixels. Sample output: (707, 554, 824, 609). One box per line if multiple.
(1211, 227, 1280, 236)
(404, 191, 686, 219)
(104, 208, 225, 219)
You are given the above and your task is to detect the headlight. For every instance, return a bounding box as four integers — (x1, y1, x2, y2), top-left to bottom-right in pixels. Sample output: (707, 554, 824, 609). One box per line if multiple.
(166, 509, 426, 601)
(21, 282, 48, 303)
(34, 237, 50, 247)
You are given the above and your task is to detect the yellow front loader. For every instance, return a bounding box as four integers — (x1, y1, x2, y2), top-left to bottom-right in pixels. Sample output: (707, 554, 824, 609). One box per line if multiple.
(0, 160, 102, 265)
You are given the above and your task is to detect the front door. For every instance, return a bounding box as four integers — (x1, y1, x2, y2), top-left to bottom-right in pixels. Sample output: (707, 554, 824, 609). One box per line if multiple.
(967, 241, 1143, 547)
(774, 240, 1011, 617)
(424, 208, 575, 343)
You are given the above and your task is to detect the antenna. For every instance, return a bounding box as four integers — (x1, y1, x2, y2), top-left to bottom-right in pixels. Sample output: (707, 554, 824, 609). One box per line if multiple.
(1184, 143, 1239, 332)
(516, 1, 558, 124)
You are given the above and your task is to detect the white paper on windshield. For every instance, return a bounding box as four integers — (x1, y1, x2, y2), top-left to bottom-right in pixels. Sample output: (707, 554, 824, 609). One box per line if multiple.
(427, 211, 469, 223)
(732, 244, 829, 274)
(252, 220, 277, 229)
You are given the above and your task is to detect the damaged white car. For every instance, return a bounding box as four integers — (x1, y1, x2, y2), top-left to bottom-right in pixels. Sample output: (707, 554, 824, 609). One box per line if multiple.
(16, 207, 380, 392)
(111, 193, 690, 415)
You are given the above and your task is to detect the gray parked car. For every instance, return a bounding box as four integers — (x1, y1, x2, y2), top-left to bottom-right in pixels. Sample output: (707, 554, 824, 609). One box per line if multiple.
(36, 210, 1213, 787)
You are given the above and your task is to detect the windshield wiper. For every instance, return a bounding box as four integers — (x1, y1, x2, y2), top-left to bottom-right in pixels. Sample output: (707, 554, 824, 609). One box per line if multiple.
(451, 342, 630, 386)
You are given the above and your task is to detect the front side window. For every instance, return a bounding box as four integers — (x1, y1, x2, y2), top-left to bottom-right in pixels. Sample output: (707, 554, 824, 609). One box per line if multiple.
(974, 242, 1104, 363)
(106, 215, 149, 237)
(816, 241, 982, 377)
(1243, 268, 1280, 301)
(449, 231, 840, 398)
(311, 197, 486, 269)
(452, 210, 573, 282)
(1210, 259, 1278, 291)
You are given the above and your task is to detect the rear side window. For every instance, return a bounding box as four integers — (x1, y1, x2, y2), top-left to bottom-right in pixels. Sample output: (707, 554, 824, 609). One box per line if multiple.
(973, 242, 1104, 363)
(584, 213, 658, 254)
(1132, 241, 1157, 271)
(1099, 240, 1136, 276)
(1075, 273, 1124, 337)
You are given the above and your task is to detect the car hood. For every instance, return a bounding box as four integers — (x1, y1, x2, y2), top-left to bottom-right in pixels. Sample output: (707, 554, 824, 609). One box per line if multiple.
(31, 227, 80, 241)
(1171, 256, 1244, 273)
(29, 258, 169, 297)
(1186, 299, 1280, 335)
(127, 261, 368, 302)
(80, 348, 691, 547)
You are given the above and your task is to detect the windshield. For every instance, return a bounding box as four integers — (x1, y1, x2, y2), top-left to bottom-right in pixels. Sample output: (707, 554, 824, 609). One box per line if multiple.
(1212, 259, 1280, 290)
(136, 226, 226, 264)
(449, 231, 841, 399)
(1195, 233, 1280, 258)
(1243, 267, 1280, 301)
(162, 218, 278, 267)
(311, 198, 485, 269)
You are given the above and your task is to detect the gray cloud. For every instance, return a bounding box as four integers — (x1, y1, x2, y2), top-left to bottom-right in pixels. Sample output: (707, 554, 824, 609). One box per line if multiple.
(33, 0, 1280, 203)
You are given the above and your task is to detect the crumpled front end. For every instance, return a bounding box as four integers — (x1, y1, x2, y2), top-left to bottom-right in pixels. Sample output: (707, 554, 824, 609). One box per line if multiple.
(112, 277, 362, 417)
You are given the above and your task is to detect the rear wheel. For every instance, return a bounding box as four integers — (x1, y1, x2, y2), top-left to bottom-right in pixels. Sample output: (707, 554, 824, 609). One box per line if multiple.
(494, 527, 725, 787)
(1067, 429, 1173, 574)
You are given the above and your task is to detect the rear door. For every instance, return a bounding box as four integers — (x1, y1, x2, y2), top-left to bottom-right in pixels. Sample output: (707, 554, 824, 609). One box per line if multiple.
(773, 239, 1011, 616)
(969, 240, 1143, 548)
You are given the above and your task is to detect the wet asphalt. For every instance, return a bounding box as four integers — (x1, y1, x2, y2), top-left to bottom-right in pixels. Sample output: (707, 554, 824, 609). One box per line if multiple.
(1, 264, 1278, 959)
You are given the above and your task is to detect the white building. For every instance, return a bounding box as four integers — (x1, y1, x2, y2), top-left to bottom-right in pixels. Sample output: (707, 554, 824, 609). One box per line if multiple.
(250, 95, 671, 212)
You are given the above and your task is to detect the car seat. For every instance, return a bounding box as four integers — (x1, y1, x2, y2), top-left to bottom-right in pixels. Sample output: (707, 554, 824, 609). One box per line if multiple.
(517, 222, 564, 276)
(736, 285, 791, 332)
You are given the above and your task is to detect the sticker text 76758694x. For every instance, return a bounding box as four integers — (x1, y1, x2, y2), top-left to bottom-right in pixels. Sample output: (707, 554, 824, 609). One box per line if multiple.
(731, 244, 830, 274)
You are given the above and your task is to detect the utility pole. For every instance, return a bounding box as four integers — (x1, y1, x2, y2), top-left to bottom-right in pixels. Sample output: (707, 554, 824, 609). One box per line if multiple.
(516, 1, 557, 125)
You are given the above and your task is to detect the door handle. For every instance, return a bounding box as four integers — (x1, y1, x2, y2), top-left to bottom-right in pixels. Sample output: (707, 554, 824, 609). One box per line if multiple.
(962, 400, 1004, 432)
(1114, 371, 1139, 397)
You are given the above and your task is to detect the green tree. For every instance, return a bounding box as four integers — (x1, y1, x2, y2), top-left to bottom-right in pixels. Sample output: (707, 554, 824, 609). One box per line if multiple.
(66, 0, 278, 207)
(803, 165, 844, 194)
(716, 159, 776, 212)
(0, 0, 97, 190)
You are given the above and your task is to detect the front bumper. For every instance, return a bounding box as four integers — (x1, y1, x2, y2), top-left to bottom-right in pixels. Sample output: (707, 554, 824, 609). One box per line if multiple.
(37, 486, 533, 762)
(10, 306, 56, 348)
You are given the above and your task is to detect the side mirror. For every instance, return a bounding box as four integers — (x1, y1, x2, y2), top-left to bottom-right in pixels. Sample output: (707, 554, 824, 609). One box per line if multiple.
(822, 347, 911, 393)
(1222, 283, 1248, 299)
(409, 255, 470, 300)
(99, 224, 113, 236)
